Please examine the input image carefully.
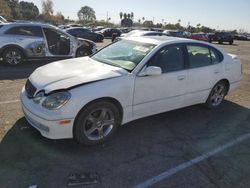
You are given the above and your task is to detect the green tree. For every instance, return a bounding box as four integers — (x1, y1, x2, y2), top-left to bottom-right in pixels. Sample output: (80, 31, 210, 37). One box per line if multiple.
(131, 12, 134, 20)
(5, 0, 21, 19)
(54, 12, 64, 24)
(0, 0, 12, 19)
(119, 12, 123, 20)
(42, 0, 53, 15)
(199, 26, 214, 33)
(123, 13, 127, 19)
(143, 20, 154, 28)
(77, 6, 96, 22)
(19, 1, 39, 20)
(127, 13, 131, 19)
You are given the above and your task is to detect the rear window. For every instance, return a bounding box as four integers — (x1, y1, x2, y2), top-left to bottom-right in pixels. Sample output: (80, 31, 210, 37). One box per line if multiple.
(5, 26, 43, 37)
(210, 48, 223, 63)
(187, 45, 211, 68)
(187, 44, 223, 68)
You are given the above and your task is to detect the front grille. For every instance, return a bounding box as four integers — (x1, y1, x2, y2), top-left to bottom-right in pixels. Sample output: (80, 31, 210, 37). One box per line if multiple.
(25, 79, 36, 98)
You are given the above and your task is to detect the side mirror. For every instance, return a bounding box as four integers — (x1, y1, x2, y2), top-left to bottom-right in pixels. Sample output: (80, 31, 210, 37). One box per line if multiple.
(139, 66, 162, 76)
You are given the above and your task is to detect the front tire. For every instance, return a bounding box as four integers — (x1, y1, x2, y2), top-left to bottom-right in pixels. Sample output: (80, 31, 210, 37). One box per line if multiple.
(2, 47, 24, 66)
(205, 81, 227, 109)
(73, 101, 121, 145)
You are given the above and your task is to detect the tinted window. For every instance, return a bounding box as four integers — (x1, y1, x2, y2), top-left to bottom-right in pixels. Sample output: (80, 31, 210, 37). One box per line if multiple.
(210, 48, 220, 64)
(68, 29, 79, 35)
(149, 45, 185, 73)
(0, 25, 3, 29)
(81, 29, 90, 33)
(187, 45, 211, 68)
(5, 26, 43, 37)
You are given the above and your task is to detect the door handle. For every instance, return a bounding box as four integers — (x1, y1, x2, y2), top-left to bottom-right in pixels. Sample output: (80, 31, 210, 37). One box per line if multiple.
(177, 75, 186, 80)
(214, 69, 220, 74)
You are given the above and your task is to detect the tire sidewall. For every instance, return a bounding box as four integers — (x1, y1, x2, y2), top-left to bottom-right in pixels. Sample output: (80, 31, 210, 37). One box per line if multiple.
(73, 101, 121, 145)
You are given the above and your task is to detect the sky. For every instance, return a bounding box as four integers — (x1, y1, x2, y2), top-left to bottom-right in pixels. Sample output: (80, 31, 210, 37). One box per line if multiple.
(26, 0, 250, 32)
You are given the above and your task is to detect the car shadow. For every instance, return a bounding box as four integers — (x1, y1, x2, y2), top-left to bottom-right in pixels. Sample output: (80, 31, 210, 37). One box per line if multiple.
(0, 60, 53, 80)
(0, 101, 250, 187)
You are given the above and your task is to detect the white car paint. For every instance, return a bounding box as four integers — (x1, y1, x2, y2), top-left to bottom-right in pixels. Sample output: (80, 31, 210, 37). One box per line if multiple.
(21, 36, 242, 139)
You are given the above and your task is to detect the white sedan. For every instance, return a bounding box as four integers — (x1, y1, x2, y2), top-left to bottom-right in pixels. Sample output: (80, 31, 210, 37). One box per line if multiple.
(21, 36, 242, 145)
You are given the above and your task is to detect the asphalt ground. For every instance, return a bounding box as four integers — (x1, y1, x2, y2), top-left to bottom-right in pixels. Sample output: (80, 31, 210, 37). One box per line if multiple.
(0, 39, 250, 188)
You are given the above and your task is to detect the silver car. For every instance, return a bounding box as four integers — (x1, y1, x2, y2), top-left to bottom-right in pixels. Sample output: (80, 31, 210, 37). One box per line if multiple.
(0, 22, 97, 65)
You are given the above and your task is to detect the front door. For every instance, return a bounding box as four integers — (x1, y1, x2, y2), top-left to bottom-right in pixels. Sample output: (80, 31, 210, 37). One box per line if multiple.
(43, 28, 71, 56)
(133, 44, 188, 118)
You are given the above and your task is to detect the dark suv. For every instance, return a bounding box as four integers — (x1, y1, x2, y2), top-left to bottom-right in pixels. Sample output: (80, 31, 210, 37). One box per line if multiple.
(208, 32, 234, 45)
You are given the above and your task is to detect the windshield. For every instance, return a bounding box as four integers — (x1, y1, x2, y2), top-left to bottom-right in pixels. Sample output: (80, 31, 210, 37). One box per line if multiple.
(91, 40, 155, 71)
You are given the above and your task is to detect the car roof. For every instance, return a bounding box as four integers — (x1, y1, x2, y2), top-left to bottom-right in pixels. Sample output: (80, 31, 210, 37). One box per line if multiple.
(65, 27, 89, 31)
(124, 36, 190, 45)
(0, 22, 56, 28)
(123, 36, 221, 49)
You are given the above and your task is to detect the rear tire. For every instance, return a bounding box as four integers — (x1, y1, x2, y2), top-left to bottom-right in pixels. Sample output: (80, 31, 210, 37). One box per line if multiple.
(205, 81, 227, 109)
(229, 40, 233, 45)
(73, 101, 121, 145)
(2, 47, 24, 66)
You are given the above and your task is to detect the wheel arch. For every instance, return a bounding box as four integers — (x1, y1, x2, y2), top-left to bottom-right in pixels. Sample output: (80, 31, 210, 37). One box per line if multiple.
(216, 79, 230, 94)
(73, 97, 124, 130)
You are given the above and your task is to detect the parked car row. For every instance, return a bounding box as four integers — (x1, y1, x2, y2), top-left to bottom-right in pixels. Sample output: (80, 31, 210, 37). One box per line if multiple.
(117, 29, 238, 45)
(0, 22, 97, 65)
(190, 33, 209, 42)
(59, 25, 123, 42)
(234, 34, 250, 41)
(59, 24, 250, 44)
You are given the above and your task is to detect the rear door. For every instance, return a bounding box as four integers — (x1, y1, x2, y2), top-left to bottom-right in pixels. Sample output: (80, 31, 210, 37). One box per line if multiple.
(185, 44, 224, 105)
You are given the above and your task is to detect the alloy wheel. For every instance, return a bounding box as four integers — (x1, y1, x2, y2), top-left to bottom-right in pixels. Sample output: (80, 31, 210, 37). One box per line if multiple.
(83, 108, 115, 141)
(5, 50, 22, 65)
(210, 83, 226, 107)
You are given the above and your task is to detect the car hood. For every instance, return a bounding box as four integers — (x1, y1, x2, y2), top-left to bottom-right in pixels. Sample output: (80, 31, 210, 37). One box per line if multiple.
(29, 57, 127, 93)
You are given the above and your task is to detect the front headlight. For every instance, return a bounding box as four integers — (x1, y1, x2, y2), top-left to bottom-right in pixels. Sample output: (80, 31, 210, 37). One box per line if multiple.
(42, 91, 71, 110)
